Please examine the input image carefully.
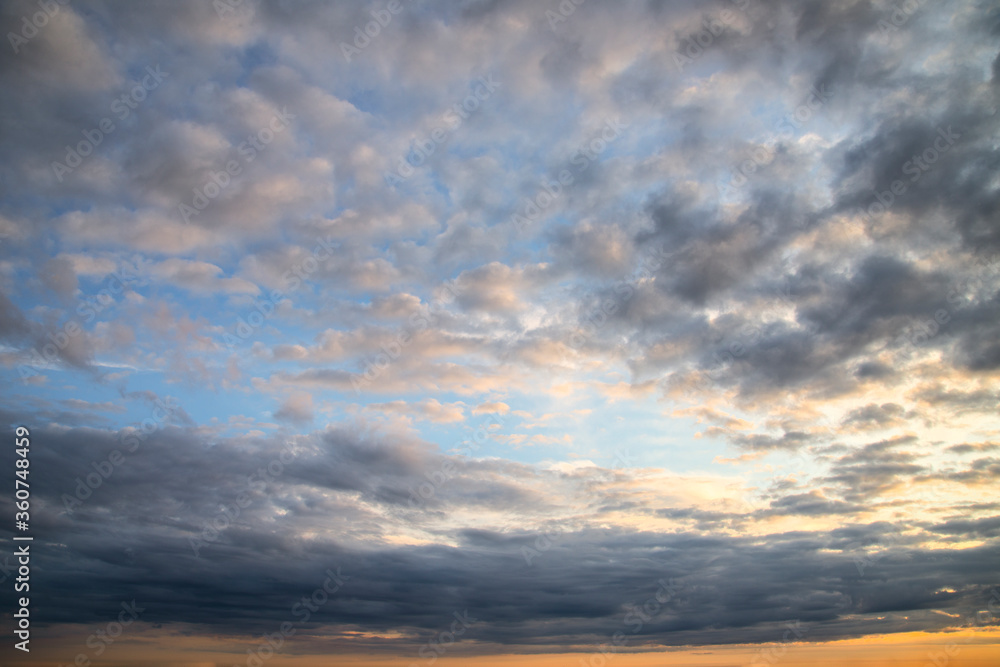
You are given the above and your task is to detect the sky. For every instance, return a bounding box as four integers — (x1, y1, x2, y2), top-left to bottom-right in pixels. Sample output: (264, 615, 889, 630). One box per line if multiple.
(1, 0, 999, 665)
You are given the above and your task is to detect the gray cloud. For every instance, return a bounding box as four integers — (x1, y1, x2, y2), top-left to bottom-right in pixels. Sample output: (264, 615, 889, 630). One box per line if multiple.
(1, 0, 998, 658)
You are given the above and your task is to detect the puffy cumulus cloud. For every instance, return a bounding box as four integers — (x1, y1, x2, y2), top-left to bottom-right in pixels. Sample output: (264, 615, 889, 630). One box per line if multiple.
(367, 292, 423, 320)
(56, 252, 119, 277)
(56, 207, 223, 254)
(274, 391, 314, 424)
(367, 398, 466, 424)
(148, 258, 260, 295)
(0, 0, 119, 92)
(840, 402, 909, 432)
(549, 220, 634, 277)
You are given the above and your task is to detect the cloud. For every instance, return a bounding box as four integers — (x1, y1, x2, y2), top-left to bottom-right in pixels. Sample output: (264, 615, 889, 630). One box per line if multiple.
(840, 402, 908, 432)
(274, 392, 314, 424)
(368, 398, 466, 424)
(473, 401, 510, 415)
(946, 442, 1000, 455)
(149, 258, 260, 295)
(3, 421, 998, 651)
(0, 0, 998, 658)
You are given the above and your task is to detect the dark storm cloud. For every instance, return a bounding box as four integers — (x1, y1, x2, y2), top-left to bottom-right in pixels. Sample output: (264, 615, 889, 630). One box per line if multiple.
(799, 255, 953, 338)
(1, 420, 996, 651)
(674, 250, 965, 402)
(616, 0, 999, 406)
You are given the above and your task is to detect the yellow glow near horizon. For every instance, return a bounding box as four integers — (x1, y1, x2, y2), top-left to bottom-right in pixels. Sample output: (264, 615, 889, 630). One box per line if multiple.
(10, 625, 1000, 667)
